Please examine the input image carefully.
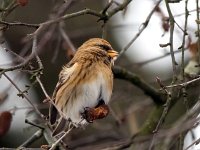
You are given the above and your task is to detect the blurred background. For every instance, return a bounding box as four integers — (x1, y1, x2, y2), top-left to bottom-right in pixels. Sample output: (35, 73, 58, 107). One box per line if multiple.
(0, 0, 200, 149)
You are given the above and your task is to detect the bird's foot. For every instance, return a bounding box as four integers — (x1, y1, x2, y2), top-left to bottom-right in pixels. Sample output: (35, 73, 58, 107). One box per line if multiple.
(81, 105, 110, 123)
(81, 107, 95, 123)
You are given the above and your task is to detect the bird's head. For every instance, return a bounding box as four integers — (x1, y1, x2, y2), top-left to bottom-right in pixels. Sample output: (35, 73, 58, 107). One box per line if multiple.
(79, 38, 118, 65)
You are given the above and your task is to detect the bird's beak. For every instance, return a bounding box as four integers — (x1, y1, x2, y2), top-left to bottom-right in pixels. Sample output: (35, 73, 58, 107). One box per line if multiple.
(107, 50, 118, 59)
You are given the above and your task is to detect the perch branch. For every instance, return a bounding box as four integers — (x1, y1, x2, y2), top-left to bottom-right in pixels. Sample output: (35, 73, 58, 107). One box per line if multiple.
(113, 66, 164, 105)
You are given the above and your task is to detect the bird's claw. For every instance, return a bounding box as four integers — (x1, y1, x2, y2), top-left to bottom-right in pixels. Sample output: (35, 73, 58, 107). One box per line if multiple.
(81, 107, 94, 123)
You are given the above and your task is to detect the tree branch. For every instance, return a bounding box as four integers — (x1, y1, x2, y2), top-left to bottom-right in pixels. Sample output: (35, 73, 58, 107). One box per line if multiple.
(113, 66, 164, 105)
(165, 0, 177, 82)
(18, 129, 43, 148)
(0, 20, 39, 28)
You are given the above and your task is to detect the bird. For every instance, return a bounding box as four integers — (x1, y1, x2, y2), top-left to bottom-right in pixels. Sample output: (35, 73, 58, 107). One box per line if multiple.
(49, 38, 118, 135)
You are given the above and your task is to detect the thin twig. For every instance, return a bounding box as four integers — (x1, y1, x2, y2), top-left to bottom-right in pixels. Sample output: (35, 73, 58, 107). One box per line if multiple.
(185, 137, 200, 150)
(165, 0, 177, 82)
(174, 21, 185, 33)
(31, 8, 103, 37)
(101, 0, 114, 15)
(0, 1, 133, 40)
(117, 0, 162, 58)
(2, 73, 44, 118)
(148, 91, 172, 150)
(18, 129, 43, 148)
(32, 35, 51, 100)
(2, 3, 19, 19)
(165, 75, 200, 88)
(51, 34, 62, 63)
(163, 101, 200, 148)
(1, 36, 46, 118)
(25, 119, 44, 130)
(181, 0, 189, 81)
(33, 0, 133, 37)
(146, 4, 191, 143)
(0, 20, 39, 28)
(106, 0, 132, 18)
(156, 77, 171, 95)
(102, 23, 107, 39)
(181, 0, 189, 111)
(36, 77, 51, 100)
(0, 58, 30, 74)
(59, 24, 76, 53)
(1, 0, 17, 19)
(174, 8, 200, 18)
(0, 38, 40, 74)
(123, 48, 186, 68)
(49, 126, 74, 150)
(8, 105, 48, 112)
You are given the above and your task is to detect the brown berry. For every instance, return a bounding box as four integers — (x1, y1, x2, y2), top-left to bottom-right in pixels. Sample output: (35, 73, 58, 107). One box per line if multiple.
(16, 0, 28, 6)
(0, 111, 12, 137)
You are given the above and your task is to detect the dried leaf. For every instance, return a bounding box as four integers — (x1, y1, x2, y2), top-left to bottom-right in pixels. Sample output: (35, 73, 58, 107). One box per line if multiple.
(0, 111, 12, 137)
(16, 0, 29, 6)
(162, 21, 169, 32)
(155, 6, 170, 32)
(188, 42, 198, 58)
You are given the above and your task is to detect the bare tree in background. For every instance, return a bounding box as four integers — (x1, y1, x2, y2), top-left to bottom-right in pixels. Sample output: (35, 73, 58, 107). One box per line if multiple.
(0, 0, 200, 149)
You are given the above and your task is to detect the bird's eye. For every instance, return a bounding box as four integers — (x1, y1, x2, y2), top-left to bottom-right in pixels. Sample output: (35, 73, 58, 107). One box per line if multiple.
(108, 56, 112, 62)
(95, 44, 111, 51)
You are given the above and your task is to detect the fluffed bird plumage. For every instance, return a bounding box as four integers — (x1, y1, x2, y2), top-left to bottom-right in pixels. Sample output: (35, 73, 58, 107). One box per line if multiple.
(49, 38, 118, 135)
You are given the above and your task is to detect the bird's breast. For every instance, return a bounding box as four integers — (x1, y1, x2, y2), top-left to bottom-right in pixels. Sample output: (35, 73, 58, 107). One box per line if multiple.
(81, 71, 112, 105)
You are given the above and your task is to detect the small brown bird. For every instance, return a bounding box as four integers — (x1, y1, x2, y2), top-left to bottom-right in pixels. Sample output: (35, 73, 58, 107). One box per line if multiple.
(49, 38, 118, 135)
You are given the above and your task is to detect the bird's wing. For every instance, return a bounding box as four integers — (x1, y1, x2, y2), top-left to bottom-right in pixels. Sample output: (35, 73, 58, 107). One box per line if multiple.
(49, 62, 77, 125)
